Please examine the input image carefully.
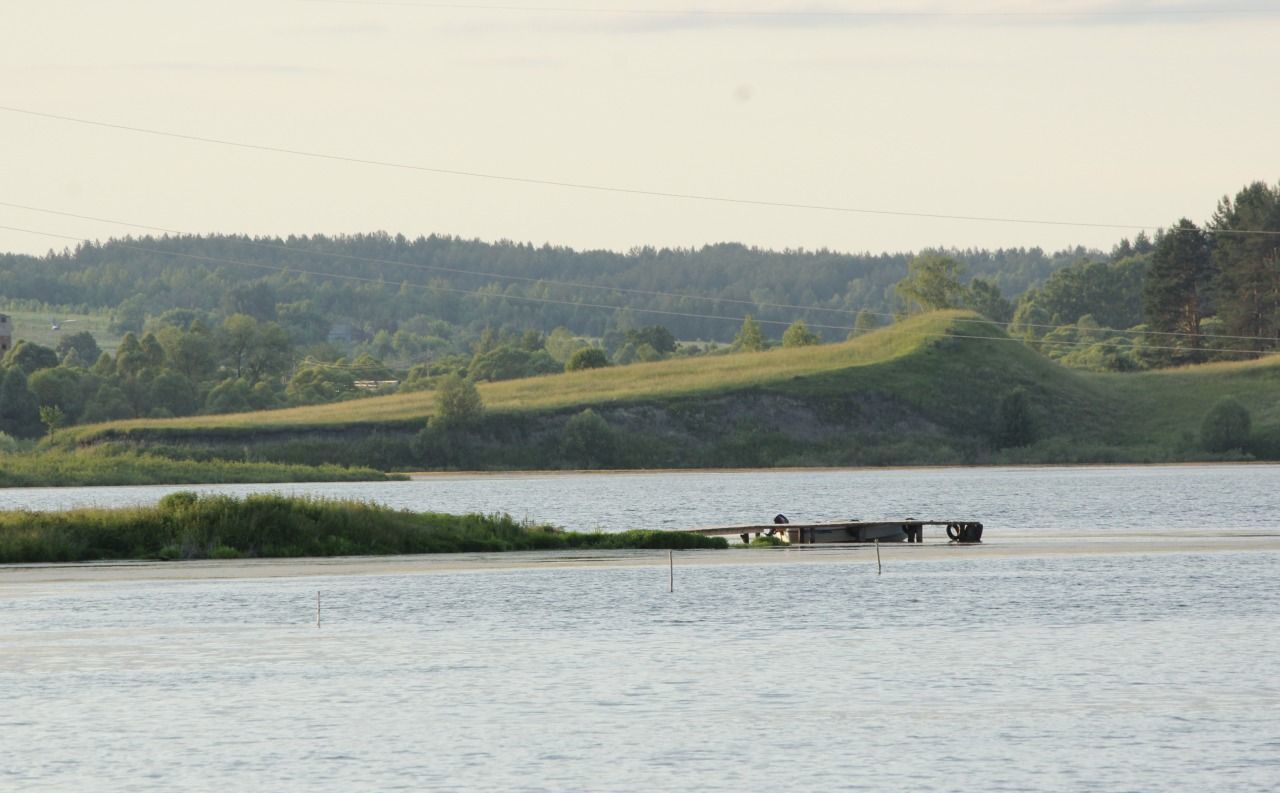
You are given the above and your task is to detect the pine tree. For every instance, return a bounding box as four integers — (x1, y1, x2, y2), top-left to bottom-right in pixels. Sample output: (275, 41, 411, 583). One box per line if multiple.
(1209, 181, 1280, 350)
(1142, 218, 1212, 358)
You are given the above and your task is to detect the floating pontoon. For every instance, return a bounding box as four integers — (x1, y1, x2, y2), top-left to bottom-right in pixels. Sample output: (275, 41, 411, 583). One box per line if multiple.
(687, 518, 984, 544)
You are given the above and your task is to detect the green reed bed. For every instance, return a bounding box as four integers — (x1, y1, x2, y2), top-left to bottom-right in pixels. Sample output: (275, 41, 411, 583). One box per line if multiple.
(0, 492, 727, 563)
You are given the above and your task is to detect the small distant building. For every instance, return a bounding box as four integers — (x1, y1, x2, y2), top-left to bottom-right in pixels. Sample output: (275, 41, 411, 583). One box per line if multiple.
(0, 313, 11, 354)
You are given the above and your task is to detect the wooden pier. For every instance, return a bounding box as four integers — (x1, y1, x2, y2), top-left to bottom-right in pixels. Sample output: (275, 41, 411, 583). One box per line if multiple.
(687, 519, 984, 545)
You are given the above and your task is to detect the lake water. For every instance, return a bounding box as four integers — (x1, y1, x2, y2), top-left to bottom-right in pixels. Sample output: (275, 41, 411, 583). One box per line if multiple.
(4, 466, 1280, 791)
(1, 463, 1278, 533)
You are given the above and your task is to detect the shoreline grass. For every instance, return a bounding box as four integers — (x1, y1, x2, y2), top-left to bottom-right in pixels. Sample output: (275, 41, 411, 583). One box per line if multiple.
(0, 449, 399, 488)
(0, 492, 727, 563)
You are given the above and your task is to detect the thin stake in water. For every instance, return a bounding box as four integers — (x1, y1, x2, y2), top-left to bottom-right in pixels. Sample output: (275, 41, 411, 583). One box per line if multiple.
(669, 549, 674, 593)
(875, 539, 882, 575)
(316, 590, 321, 628)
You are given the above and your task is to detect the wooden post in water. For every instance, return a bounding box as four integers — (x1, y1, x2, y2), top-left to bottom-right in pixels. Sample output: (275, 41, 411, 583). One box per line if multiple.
(668, 550, 674, 593)
(875, 540, 882, 575)
(316, 591, 321, 628)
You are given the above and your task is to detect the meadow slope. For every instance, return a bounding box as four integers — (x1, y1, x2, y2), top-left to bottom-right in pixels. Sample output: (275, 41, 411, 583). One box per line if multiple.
(52, 311, 1280, 470)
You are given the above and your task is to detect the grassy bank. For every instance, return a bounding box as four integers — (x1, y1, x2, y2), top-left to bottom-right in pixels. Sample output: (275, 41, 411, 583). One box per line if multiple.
(0, 448, 398, 487)
(48, 311, 1280, 471)
(0, 492, 727, 563)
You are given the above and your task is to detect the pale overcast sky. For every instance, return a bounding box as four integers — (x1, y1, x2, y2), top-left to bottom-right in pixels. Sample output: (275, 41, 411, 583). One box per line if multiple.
(2, 1, 1276, 258)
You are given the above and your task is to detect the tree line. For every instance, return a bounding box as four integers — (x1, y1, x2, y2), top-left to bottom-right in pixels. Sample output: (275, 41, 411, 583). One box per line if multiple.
(0, 234, 1090, 346)
(894, 180, 1280, 370)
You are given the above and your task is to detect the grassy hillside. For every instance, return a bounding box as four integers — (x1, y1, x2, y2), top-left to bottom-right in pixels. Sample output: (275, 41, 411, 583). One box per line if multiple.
(50, 311, 1280, 470)
(58, 311, 982, 437)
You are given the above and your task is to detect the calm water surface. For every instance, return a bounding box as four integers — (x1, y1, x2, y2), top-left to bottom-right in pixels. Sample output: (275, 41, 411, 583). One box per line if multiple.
(1, 463, 1277, 533)
(3, 466, 1280, 790)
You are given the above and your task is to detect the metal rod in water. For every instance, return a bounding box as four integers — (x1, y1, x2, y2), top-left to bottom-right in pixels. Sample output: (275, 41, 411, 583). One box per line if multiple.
(875, 540, 882, 575)
(669, 550, 674, 593)
(316, 591, 321, 628)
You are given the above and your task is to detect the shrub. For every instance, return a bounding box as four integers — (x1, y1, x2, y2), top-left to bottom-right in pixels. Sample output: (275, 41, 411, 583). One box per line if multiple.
(1200, 397, 1251, 452)
(560, 409, 617, 468)
(433, 373, 483, 428)
(782, 320, 821, 348)
(565, 347, 609, 372)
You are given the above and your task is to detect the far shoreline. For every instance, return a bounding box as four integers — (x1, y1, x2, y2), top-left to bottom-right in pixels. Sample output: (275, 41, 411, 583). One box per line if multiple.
(402, 459, 1280, 479)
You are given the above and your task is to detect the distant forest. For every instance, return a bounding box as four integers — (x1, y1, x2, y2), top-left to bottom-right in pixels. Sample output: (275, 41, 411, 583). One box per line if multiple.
(0, 234, 1097, 343)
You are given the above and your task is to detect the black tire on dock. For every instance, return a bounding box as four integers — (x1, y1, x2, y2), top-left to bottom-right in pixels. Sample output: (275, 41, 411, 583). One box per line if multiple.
(946, 522, 961, 540)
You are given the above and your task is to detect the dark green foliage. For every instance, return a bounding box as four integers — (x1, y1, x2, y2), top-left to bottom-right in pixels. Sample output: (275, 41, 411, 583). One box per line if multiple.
(565, 347, 609, 371)
(205, 378, 255, 413)
(287, 364, 355, 404)
(560, 409, 618, 468)
(412, 423, 466, 469)
(1208, 181, 1280, 350)
(895, 253, 967, 312)
(0, 368, 42, 438)
(28, 366, 94, 423)
(56, 331, 101, 365)
(80, 383, 133, 423)
(147, 370, 199, 417)
(734, 315, 765, 351)
(781, 320, 821, 347)
(0, 235, 1083, 348)
(966, 278, 1014, 323)
(1200, 397, 1251, 452)
(113, 332, 148, 379)
(469, 346, 559, 381)
(626, 325, 677, 355)
(433, 373, 483, 427)
(0, 492, 726, 563)
(1143, 219, 1213, 360)
(2, 340, 59, 375)
(994, 387, 1035, 448)
(1017, 257, 1147, 331)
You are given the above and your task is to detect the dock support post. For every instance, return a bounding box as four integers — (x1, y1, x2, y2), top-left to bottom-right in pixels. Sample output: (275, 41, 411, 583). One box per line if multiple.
(875, 540, 882, 575)
(669, 550, 673, 593)
(316, 591, 321, 628)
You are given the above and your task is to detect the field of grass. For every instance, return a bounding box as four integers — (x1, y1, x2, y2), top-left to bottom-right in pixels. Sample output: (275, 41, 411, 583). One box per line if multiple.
(0, 492, 727, 563)
(49, 310, 1280, 469)
(1, 306, 123, 353)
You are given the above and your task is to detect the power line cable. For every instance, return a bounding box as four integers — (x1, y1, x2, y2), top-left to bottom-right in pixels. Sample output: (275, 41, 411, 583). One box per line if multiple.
(4, 198, 1277, 345)
(302, 1, 1280, 19)
(6, 104, 1280, 238)
(1, 221, 1273, 357)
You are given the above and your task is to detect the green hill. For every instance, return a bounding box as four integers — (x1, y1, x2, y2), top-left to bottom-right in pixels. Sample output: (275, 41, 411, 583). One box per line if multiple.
(55, 311, 1280, 470)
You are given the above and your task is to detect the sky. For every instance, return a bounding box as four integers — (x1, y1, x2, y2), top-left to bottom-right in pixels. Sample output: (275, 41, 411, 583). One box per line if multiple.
(2, 0, 1277, 259)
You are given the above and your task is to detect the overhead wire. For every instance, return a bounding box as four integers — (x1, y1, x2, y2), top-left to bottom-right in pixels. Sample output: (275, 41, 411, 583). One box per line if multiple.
(301, 1, 1280, 19)
(3, 198, 1279, 346)
(6, 104, 1280, 239)
(1, 221, 1275, 357)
